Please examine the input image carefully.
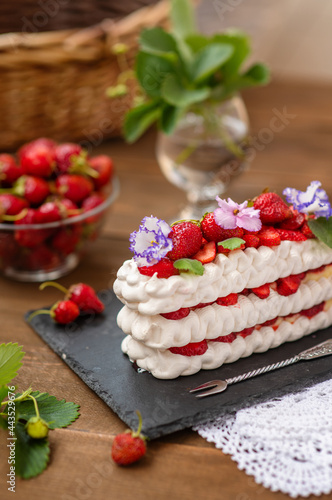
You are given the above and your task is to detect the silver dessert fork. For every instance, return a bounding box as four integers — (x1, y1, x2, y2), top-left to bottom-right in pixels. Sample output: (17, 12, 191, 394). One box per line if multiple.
(189, 339, 332, 398)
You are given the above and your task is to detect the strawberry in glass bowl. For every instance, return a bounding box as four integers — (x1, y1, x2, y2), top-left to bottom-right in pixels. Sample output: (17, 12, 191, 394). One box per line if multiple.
(0, 139, 119, 282)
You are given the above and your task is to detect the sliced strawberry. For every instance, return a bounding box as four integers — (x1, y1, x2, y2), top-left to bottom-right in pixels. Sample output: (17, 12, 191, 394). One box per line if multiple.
(243, 234, 260, 248)
(192, 301, 214, 310)
(138, 258, 179, 279)
(251, 283, 270, 299)
(260, 318, 277, 327)
(237, 327, 254, 338)
(193, 241, 216, 263)
(258, 228, 281, 247)
(301, 302, 325, 318)
(254, 192, 292, 225)
(279, 211, 305, 230)
(301, 221, 315, 239)
(201, 212, 244, 242)
(216, 293, 238, 306)
(210, 332, 237, 343)
(167, 222, 202, 260)
(275, 228, 307, 242)
(161, 308, 190, 320)
(169, 340, 208, 356)
(276, 275, 301, 296)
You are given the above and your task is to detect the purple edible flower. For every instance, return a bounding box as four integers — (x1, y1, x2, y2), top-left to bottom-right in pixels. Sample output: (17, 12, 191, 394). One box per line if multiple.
(283, 181, 332, 219)
(214, 197, 262, 231)
(129, 216, 173, 266)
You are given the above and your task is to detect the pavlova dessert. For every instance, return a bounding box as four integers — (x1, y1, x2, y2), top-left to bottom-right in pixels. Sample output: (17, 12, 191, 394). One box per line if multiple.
(114, 181, 332, 379)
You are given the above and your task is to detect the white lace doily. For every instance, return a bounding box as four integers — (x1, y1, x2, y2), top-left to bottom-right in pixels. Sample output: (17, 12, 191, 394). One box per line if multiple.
(194, 378, 332, 498)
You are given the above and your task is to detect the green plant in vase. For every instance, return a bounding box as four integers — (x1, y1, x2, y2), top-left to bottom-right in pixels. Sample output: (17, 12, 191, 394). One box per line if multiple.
(112, 0, 270, 219)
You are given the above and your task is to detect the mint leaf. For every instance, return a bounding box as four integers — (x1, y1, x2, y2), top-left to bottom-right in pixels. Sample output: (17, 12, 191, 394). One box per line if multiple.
(123, 99, 161, 143)
(170, 0, 195, 40)
(161, 74, 210, 107)
(0, 343, 24, 386)
(308, 217, 332, 248)
(191, 43, 234, 83)
(15, 391, 80, 429)
(15, 421, 50, 479)
(139, 28, 178, 61)
(218, 237, 245, 250)
(174, 258, 204, 275)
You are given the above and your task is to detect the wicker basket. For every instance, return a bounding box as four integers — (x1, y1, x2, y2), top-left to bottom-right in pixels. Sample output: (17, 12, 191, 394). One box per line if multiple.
(0, 0, 169, 151)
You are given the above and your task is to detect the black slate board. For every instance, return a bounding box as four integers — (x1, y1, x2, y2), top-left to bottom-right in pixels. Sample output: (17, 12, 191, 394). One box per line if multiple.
(26, 289, 332, 439)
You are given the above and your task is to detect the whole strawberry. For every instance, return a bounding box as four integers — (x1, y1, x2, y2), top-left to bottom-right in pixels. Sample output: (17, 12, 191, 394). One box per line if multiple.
(89, 155, 114, 189)
(0, 154, 22, 185)
(19, 138, 56, 178)
(55, 174, 93, 204)
(40, 280, 104, 314)
(167, 221, 202, 260)
(254, 192, 292, 225)
(28, 300, 80, 324)
(0, 175, 50, 206)
(111, 411, 147, 466)
(54, 143, 97, 178)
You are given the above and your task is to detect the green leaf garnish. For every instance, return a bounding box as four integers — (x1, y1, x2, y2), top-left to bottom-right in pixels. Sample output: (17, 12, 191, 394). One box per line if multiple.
(15, 391, 80, 429)
(174, 258, 204, 275)
(15, 422, 50, 479)
(0, 343, 24, 386)
(308, 217, 332, 248)
(218, 237, 245, 250)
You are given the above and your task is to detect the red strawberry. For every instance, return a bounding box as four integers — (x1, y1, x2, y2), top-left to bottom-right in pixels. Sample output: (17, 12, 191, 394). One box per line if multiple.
(167, 222, 202, 260)
(258, 228, 281, 247)
(54, 143, 84, 174)
(254, 192, 292, 225)
(237, 327, 254, 338)
(169, 340, 208, 356)
(193, 241, 216, 263)
(0, 154, 22, 185)
(0, 175, 50, 206)
(216, 293, 238, 306)
(36, 200, 79, 223)
(279, 211, 305, 230)
(217, 240, 245, 254)
(276, 275, 301, 296)
(19, 245, 60, 271)
(250, 283, 270, 299)
(40, 281, 104, 314)
(0, 194, 28, 216)
(161, 308, 190, 320)
(138, 258, 179, 279)
(201, 212, 244, 242)
(243, 234, 260, 248)
(301, 302, 325, 318)
(14, 209, 51, 248)
(19, 138, 56, 177)
(89, 155, 114, 189)
(51, 225, 82, 255)
(260, 318, 277, 327)
(55, 174, 93, 204)
(28, 299, 80, 324)
(111, 411, 146, 466)
(81, 193, 105, 223)
(192, 301, 214, 310)
(210, 332, 237, 343)
(275, 228, 307, 242)
(301, 221, 315, 239)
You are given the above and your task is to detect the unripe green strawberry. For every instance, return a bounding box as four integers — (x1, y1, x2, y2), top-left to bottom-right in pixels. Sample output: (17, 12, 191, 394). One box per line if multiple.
(26, 416, 49, 439)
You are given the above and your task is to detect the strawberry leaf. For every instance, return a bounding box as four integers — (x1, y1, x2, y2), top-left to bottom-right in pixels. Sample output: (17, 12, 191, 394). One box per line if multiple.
(308, 217, 332, 248)
(15, 421, 50, 479)
(218, 237, 245, 250)
(0, 343, 25, 386)
(14, 391, 80, 429)
(174, 258, 204, 275)
(0, 385, 9, 405)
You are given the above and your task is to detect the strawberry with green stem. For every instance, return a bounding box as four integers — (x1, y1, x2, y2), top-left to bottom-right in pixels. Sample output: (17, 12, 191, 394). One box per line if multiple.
(26, 393, 49, 439)
(111, 410, 147, 466)
(0, 154, 22, 185)
(39, 280, 104, 314)
(55, 174, 93, 204)
(28, 300, 80, 324)
(0, 175, 50, 206)
(55, 143, 99, 178)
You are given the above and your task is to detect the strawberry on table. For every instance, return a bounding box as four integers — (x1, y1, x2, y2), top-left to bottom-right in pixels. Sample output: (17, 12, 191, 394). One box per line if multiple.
(40, 280, 104, 314)
(111, 411, 147, 466)
(28, 299, 80, 324)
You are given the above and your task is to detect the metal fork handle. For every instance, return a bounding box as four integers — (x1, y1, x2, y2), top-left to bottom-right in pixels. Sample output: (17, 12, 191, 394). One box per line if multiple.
(225, 355, 300, 385)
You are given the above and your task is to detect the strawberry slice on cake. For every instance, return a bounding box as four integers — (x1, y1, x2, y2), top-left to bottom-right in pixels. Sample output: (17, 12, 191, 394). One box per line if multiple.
(114, 181, 332, 379)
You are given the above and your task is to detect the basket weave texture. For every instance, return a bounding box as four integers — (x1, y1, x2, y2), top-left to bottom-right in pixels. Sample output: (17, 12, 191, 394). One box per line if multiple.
(0, 0, 169, 151)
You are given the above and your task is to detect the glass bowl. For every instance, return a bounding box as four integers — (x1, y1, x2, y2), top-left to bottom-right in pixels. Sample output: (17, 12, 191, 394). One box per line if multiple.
(0, 177, 119, 282)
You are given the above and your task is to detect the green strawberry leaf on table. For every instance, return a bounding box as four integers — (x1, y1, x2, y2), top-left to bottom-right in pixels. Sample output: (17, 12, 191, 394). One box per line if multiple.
(0, 342, 24, 386)
(308, 217, 332, 248)
(218, 237, 245, 250)
(15, 421, 50, 480)
(174, 258, 204, 275)
(14, 391, 80, 430)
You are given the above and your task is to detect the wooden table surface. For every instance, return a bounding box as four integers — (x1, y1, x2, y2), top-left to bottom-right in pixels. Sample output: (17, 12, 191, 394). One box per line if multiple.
(1, 80, 332, 500)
